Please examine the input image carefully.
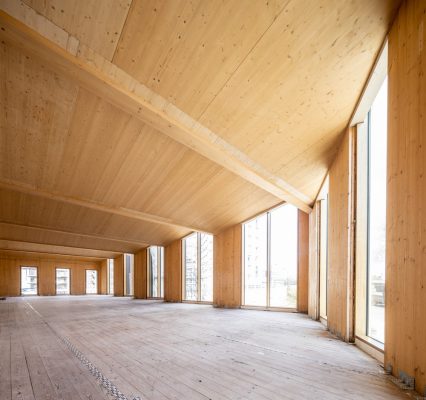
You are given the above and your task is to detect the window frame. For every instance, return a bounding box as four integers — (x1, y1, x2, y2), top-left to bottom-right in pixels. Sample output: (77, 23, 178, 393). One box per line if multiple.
(182, 232, 214, 304)
(241, 203, 299, 311)
(147, 246, 164, 299)
(20, 266, 38, 296)
(55, 267, 71, 295)
(85, 269, 98, 294)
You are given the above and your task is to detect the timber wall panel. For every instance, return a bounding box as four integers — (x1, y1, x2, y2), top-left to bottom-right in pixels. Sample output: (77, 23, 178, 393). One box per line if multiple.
(100, 259, 108, 295)
(297, 210, 309, 313)
(113, 254, 124, 297)
(0, 251, 101, 296)
(213, 224, 242, 308)
(386, 0, 426, 392)
(164, 240, 182, 302)
(134, 249, 147, 299)
(327, 128, 355, 341)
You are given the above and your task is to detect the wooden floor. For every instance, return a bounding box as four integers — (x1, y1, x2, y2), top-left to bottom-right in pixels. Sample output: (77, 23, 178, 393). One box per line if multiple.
(0, 296, 408, 400)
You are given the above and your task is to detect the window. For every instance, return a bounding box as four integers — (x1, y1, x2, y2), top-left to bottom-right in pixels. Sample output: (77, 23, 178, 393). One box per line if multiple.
(243, 204, 298, 309)
(56, 268, 70, 295)
(108, 259, 114, 295)
(148, 246, 164, 298)
(182, 232, 213, 302)
(21, 266, 37, 295)
(85, 270, 98, 294)
(366, 78, 387, 343)
(124, 254, 134, 296)
(319, 177, 329, 320)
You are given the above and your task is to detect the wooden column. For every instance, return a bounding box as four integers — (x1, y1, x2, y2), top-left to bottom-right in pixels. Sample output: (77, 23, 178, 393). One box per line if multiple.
(113, 254, 124, 297)
(326, 127, 356, 342)
(386, 1, 426, 392)
(134, 249, 148, 299)
(308, 202, 320, 319)
(213, 224, 242, 308)
(100, 259, 108, 294)
(297, 210, 309, 313)
(164, 239, 182, 302)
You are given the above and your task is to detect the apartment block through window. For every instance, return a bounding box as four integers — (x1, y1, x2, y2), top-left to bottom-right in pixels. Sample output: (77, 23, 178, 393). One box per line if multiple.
(85, 270, 98, 294)
(182, 232, 213, 302)
(124, 254, 134, 296)
(56, 268, 70, 295)
(243, 204, 298, 309)
(21, 266, 38, 295)
(148, 246, 164, 298)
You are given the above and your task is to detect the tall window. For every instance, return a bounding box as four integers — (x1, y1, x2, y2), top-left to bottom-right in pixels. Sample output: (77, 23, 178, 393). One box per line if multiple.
(366, 78, 387, 343)
(108, 259, 114, 295)
(56, 268, 70, 295)
(85, 270, 98, 294)
(124, 254, 134, 296)
(182, 232, 213, 302)
(319, 177, 329, 320)
(243, 204, 298, 309)
(21, 266, 37, 295)
(148, 246, 164, 298)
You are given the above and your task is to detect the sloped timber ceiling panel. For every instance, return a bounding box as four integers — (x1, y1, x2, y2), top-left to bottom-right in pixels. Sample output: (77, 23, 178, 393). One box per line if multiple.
(0, 39, 280, 237)
(0, 0, 402, 253)
(113, 0, 401, 200)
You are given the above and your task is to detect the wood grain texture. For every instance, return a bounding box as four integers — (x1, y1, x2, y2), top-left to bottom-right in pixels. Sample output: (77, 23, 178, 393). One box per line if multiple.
(0, 251, 101, 296)
(213, 224, 242, 308)
(113, 254, 124, 297)
(22, 0, 131, 60)
(297, 211, 309, 313)
(164, 240, 182, 302)
(100, 259, 107, 295)
(327, 128, 355, 341)
(0, 296, 409, 400)
(114, 0, 401, 201)
(386, 0, 426, 392)
(134, 249, 148, 300)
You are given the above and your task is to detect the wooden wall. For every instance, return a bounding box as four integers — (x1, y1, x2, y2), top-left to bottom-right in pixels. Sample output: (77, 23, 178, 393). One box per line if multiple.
(0, 251, 102, 296)
(134, 249, 147, 299)
(297, 210, 309, 313)
(326, 128, 356, 341)
(214, 224, 242, 308)
(113, 254, 124, 297)
(164, 239, 182, 302)
(100, 259, 108, 295)
(386, 0, 426, 392)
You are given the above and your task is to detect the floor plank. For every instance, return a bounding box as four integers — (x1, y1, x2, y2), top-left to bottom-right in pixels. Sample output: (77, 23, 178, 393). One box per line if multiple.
(0, 296, 410, 400)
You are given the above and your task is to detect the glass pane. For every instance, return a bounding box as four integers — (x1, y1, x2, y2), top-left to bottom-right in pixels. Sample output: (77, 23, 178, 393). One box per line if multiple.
(200, 233, 213, 302)
(184, 233, 198, 301)
(56, 268, 70, 295)
(319, 194, 329, 318)
(149, 246, 158, 297)
(21, 267, 37, 295)
(108, 259, 114, 294)
(270, 205, 298, 308)
(160, 247, 164, 298)
(125, 254, 133, 296)
(244, 214, 267, 306)
(367, 78, 387, 343)
(86, 270, 98, 294)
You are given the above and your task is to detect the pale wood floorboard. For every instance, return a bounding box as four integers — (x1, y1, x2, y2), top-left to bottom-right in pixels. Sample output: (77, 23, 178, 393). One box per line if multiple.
(0, 296, 409, 400)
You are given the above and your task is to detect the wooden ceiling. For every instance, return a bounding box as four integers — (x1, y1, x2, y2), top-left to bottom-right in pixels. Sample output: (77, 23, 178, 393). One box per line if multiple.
(0, 0, 400, 257)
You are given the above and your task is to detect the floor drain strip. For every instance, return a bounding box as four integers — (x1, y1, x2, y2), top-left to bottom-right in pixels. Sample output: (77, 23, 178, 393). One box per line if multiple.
(24, 301, 142, 400)
(59, 335, 142, 400)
